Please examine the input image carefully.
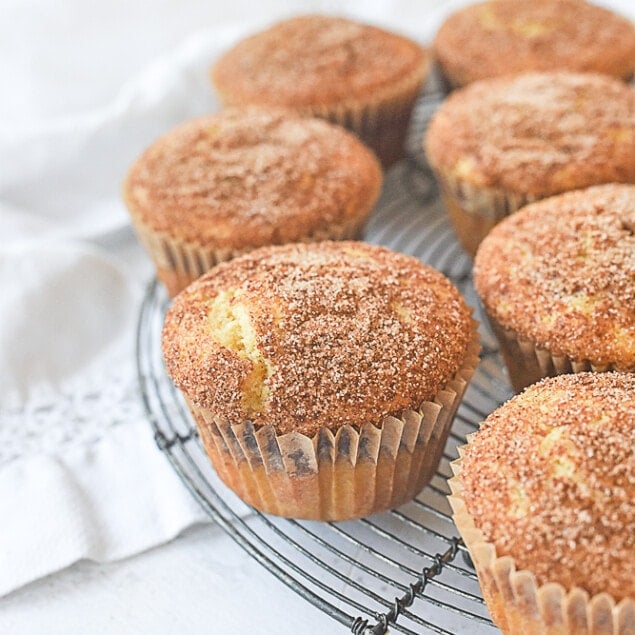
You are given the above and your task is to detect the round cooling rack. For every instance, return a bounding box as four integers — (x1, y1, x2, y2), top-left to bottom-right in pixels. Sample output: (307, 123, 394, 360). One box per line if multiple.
(136, 93, 514, 635)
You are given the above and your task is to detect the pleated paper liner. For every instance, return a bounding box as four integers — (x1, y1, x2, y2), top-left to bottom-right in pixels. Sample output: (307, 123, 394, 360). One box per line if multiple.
(486, 313, 619, 393)
(432, 169, 540, 257)
(185, 323, 479, 521)
(433, 64, 465, 93)
(449, 455, 635, 635)
(288, 58, 430, 169)
(129, 212, 369, 298)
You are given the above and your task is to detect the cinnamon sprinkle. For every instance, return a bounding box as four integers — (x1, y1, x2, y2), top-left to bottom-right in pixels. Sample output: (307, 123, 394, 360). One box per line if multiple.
(425, 72, 635, 196)
(460, 372, 635, 600)
(212, 15, 427, 108)
(474, 184, 635, 369)
(162, 241, 476, 436)
(433, 0, 635, 86)
(124, 107, 382, 247)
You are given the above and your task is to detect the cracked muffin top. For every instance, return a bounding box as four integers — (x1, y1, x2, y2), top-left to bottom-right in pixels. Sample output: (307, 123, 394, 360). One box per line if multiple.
(457, 372, 635, 600)
(162, 241, 477, 436)
(474, 184, 635, 370)
(425, 72, 635, 197)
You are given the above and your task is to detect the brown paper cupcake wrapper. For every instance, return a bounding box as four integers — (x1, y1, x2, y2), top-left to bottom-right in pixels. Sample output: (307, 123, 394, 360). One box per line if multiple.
(449, 456, 635, 635)
(486, 313, 617, 393)
(434, 64, 464, 93)
(432, 169, 540, 257)
(184, 320, 479, 521)
(130, 213, 369, 297)
(301, 59, 430, 168)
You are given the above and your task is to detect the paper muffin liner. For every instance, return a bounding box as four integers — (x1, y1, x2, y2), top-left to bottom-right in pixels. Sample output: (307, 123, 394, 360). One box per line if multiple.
(183, 321, 480, 521)
(486, 313, 617, 393)
(129, 212, 369, 297)
(449, 456, 635, 635)
(298, 60, 430, 169)
(432, 60, 465, 93)
(432, 169, 540, 257)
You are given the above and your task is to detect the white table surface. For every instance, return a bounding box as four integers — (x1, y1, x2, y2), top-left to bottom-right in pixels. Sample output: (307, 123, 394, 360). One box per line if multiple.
(0, 523, 337, 635)
(2, 0, 633, 633)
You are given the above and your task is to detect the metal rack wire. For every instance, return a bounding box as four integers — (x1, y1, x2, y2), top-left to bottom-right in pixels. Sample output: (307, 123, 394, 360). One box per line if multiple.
(135, 93, 513, 634)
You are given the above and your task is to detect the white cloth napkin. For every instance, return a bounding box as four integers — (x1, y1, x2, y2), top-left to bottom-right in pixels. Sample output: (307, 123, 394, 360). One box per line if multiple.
(1, 0, 632, 602)
(0, 240, 210, 596)
(0, 21, 248, 596)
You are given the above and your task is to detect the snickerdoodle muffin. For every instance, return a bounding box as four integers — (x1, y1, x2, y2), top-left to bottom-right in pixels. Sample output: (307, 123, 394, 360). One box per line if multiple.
(425, 72, 635, 256)
(449, 372, 635, 635)
(474, 184, 635, 392)
(211, 15, 429, 167)
(162, 241, 479, 520)
(123, 107, 382, 296)
(433, 0, 635, 89)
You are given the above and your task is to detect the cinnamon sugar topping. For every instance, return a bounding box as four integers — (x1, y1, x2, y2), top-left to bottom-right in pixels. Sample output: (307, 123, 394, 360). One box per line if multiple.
(124, 107, 382, 246)
(434, 0, 635, 86)
(162, 241, 475, 436)
(459, 372, 635, 600)
(425, 73, 635, 196)
(212, 15, 427, 108)
(474, 184, 635, 369)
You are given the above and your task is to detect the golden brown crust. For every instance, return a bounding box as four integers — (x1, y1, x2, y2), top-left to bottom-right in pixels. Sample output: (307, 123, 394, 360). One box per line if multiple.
(425, 72, 635, 197)
(458, 372, 635, 600)
(474, 184, 635, 370)
(162, 241, 475, 437)
(123, 107, 382, 247)
(433, 0, 635, 87)
(211, 15, 428, 109)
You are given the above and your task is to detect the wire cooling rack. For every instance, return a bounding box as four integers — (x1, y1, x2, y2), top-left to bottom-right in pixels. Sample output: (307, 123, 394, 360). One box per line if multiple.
(136, 92, 514, 634)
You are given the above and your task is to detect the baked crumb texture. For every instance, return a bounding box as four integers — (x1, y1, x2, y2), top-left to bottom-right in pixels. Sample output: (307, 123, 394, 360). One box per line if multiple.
(163, 241, 480, 519)
(124, 107, 382, 296)
(211, 15, 430, 166)
(425, 72, 635, 256)
(474, 184, 635, 392)
(434, 0, 635, 88)
(449, 372, 635, 634)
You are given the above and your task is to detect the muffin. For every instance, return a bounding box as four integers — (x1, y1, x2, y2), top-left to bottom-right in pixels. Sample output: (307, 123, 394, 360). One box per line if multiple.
(211, 15, 429, 167)
(162, 241, 480, 520)
(123, 107, 382, 296)
(425, 72, 635, 256)
(474, 184, 635, 392)
(449, 372, 635, 635)
(433, 0, 635, 89)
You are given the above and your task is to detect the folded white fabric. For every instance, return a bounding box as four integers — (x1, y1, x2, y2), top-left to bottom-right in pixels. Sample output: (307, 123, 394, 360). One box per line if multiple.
(0, 241, 208, 596)
(0, 242, 137, 404)
(0, 419, 207, 598)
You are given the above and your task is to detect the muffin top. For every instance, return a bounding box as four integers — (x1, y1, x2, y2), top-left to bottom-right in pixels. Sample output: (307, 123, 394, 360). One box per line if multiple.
(474, 184, 635, 370)
(425, 72, 635, 197)
(433, 0, 635, 87)
(162, 241, 476, 436)
(211, 15, 428, 109)
(123, 107, 382, 247)
(458, 372, 635, 599)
